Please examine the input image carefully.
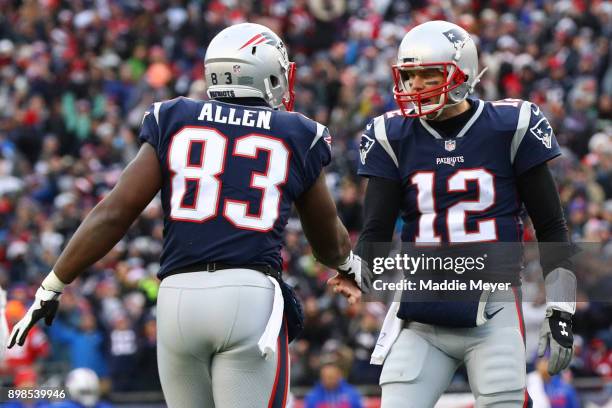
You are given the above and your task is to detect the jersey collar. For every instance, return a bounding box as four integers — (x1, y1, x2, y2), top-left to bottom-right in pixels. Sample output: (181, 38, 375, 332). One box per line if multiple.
(419, 99, 484, 140)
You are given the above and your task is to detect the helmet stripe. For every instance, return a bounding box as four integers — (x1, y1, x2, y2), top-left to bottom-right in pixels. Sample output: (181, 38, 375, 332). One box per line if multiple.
(238, 33, 264, 50)
(253, 37, 268, 46)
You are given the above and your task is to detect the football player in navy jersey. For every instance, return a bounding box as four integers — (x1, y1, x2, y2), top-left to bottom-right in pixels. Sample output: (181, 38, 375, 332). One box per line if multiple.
(8, 23, 367, 408)
(331, 21, 577, 407)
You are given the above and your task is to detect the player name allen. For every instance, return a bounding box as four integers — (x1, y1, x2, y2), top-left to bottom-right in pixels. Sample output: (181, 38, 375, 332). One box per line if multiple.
(198, 102, 272, 129)
(373, 279, 511, 292)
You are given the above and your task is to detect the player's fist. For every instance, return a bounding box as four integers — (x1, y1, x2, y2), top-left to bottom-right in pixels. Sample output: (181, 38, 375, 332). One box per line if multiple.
(8, 287, 60, 348)
(328, 274, 361, 304)
(538, 308, 574, 375)
(336, 251, 373, 293)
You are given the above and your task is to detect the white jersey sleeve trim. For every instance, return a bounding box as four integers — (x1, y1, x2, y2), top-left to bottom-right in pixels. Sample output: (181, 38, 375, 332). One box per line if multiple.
(374, 115, 399, 168)
(310, 122, 326, 150)
(510, 101, 532, 164)
(153, 102, 162, 126)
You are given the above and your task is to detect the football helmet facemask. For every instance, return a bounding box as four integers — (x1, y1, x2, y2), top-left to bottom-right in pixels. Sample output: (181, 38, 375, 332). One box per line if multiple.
(205, 23, 296, 111)
(392, 20, 486, 118)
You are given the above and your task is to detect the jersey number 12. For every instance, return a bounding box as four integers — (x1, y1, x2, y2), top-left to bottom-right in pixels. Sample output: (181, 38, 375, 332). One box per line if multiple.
(412, 169, 497, 243)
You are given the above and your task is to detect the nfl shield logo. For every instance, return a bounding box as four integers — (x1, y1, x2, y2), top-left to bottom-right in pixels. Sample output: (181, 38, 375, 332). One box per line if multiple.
(444, 140, 456, 152)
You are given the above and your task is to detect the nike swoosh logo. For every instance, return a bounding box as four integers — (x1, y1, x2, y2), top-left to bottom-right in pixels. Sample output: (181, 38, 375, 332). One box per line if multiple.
(485, 307, 504, 320)
(366, 123, 372, 130)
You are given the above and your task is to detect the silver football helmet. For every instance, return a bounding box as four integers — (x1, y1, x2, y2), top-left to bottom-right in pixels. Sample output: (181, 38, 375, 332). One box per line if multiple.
(66, 368, 100, 407)
(392, 20, 486, 118)
(205, 23, 296, 111)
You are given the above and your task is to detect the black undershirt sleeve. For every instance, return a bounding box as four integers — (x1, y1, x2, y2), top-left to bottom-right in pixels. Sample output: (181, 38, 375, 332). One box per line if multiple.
(354, 177, 402, 267)
(516, 163, 574, 274)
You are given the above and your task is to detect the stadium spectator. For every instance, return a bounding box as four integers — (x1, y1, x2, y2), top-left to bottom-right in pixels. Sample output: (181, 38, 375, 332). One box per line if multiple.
(47, 311, 108, 381)
(134, 314, 160, 391)
(304, 360, 363, 408)
(2, 300, 49, 382)
(107, 315, 138, 392)
(49, 367, 114, 408)
(541, 358, 581, 408)
(0, 0, 609, 402)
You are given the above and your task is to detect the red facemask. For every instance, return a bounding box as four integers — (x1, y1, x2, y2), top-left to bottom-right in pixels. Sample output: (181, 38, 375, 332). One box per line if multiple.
(391, 61, 467, 118)
(282, 62, 296, 111)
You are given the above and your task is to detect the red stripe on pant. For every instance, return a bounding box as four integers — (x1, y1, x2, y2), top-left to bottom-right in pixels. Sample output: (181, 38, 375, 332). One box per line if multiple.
(268, 320, 289, 408)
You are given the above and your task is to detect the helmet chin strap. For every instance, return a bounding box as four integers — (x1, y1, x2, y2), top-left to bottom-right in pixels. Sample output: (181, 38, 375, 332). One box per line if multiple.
(423, 92, 458, 120)
(469, 66, 488, 93)
(427, 66, 488, 120)
(424, 105, 449, 120)
(263, 77, 277, 108)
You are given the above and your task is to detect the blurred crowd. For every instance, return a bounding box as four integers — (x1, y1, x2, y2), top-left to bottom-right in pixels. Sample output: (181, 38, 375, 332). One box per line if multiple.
(0, 0, 610, 404)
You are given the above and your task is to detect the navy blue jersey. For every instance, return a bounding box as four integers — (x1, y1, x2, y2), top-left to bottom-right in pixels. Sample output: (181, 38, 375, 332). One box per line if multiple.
(138, 97, 331, 278)
(358, 98, 561, 245)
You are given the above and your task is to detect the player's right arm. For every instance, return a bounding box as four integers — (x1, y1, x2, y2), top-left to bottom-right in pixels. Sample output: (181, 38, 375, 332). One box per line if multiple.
(8, 141, 162, 348)
(355, 115, 402, 265)
(354, 177, 401, 266)
(54, 143, 162, 284)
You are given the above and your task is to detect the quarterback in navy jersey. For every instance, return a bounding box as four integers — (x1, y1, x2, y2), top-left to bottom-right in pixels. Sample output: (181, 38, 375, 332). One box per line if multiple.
(332, 21, 577, 408)
(8, 23, 365, 408)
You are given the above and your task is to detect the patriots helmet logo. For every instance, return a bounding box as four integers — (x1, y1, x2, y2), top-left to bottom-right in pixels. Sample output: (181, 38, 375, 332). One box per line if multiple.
(359, 134, 376, 165)
(529, 117, 553, 149)
(443, 28, 469, 50)
(238, 32, 279, 51)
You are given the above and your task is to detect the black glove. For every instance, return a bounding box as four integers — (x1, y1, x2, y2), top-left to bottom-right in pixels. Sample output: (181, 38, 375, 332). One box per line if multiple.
(538, 309, 574, 375)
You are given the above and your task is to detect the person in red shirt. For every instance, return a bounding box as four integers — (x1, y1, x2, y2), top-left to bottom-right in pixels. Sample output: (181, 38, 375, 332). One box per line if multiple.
(1, 300, 49, 380)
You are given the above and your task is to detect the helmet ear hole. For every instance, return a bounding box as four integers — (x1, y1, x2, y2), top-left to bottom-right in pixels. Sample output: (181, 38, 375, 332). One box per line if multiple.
(269, 75, 279, 87)
(251, 46, 257, 55)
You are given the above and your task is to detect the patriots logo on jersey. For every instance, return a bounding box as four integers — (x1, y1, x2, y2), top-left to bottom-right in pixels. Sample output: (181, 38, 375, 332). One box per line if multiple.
(529, 117, 553, 149)
(443, 28, 469, 50)
(141, 111, 151, 125)
(360, 134, 376, 165)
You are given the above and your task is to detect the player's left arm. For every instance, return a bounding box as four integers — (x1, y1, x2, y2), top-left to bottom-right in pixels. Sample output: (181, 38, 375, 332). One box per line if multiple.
(517, 162, 576, 375)
(8, 143, 162, 347)
(513, 101, 576, 374)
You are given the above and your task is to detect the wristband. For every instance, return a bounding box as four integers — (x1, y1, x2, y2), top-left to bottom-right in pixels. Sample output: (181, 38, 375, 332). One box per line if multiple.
(41, 270, 67, 293)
